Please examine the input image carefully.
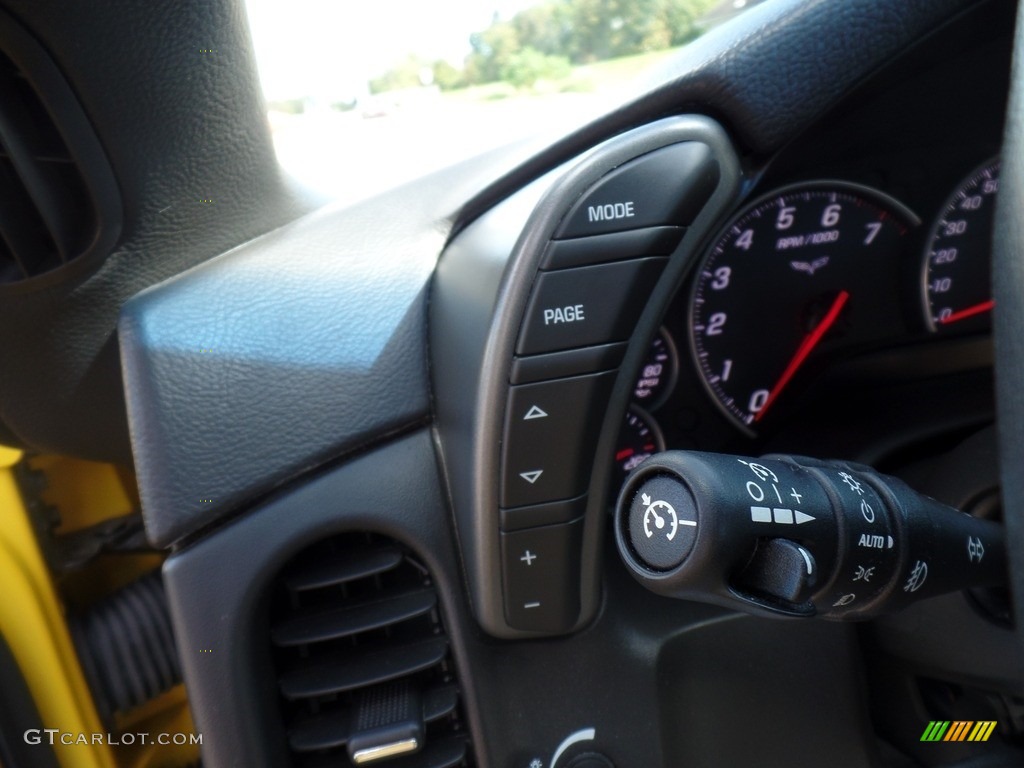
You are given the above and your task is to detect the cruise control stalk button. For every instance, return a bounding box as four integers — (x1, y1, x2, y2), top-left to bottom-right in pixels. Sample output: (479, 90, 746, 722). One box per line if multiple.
(614, 450, 1007, 621)
(627, 475, 698, 570)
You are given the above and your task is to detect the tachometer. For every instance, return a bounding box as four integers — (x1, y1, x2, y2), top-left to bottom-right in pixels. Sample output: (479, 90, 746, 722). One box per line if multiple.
(923, 158, 998, 332)
(690, 183, 917, 434)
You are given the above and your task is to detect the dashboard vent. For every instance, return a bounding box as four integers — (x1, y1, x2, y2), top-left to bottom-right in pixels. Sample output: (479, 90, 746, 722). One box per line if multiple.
(0, 12, 120, 288)
(270, 533, 473, 768)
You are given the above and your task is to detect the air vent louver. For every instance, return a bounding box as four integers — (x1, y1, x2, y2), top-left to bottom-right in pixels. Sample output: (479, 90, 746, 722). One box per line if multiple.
(0, 18, 120, 288)
(270, 534, 474, 768)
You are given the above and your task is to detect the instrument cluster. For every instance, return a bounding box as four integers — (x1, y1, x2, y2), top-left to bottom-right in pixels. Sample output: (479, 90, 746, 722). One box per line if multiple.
(612, 158, 999, 485)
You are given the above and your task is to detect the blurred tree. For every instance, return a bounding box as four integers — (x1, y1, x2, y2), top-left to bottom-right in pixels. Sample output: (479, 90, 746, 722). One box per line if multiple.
(432, 60, 464, 91)
(465, 21, 522, 84)
(511, 3, 574, 58)
(501, 47, 571, 88)
(368, 54, 430, 94)
(565, 0, 710, 62)
(370, 0, 717, 93)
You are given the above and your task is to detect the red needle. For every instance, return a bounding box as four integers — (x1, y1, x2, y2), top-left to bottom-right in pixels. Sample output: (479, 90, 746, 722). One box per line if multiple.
(938, 299, 995, 325)
(754, 290, 850, 423)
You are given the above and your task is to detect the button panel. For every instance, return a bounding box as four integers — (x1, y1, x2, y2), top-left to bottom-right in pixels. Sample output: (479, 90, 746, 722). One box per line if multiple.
(440, 119, 738, 636)
(515, 257, 667, 356)
(501, 518, 584, 632)
(501, 371, 617, 508)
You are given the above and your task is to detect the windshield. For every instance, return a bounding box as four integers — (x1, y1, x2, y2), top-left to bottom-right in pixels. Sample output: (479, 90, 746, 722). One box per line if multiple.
(244, 0, 757, 205)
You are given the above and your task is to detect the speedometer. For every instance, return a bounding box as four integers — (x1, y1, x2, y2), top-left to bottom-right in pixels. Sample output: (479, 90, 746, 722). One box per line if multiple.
(923, 158, 998, 332)
(690, 183, 917, 434)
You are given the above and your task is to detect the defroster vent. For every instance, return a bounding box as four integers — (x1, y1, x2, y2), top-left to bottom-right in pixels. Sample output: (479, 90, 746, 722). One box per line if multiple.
(270, 533, 473, 768)
(0, 8, 120, 287)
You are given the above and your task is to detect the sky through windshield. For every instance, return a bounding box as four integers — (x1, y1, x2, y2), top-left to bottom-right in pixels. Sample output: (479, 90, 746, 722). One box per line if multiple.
(246, 0, 542, 101)
(244, 0, 755, 202)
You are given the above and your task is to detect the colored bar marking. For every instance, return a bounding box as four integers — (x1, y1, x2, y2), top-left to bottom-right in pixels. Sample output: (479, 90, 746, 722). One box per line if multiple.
(921, 721, 950, 741)
(920, 719, 998, 742)
(944, 721, 971, 741)
(942, 722, 955, 741)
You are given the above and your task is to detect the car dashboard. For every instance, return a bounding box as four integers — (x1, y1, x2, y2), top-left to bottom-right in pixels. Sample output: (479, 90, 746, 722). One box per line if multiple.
(0, 2, 1021, 768)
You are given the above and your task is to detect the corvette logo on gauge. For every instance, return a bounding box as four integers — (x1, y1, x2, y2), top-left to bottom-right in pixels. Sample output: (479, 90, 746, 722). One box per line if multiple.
(689, 182, 919, 434)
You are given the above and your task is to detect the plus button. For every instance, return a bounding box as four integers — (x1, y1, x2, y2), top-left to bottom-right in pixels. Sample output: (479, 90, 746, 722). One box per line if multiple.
(520, 550, 537, 566)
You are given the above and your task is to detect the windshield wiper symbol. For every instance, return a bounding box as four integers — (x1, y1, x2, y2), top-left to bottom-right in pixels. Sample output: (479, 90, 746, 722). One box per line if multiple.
(790, 256, 829, 275)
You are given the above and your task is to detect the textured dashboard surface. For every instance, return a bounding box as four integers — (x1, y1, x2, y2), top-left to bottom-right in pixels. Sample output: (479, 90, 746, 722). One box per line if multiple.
(646, 0, 982, 152)
(0, 0, 314, 462)
(120, 148, 538, 547)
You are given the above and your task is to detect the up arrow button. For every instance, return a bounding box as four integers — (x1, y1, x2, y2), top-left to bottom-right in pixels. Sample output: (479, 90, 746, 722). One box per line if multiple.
(523, 405, 548, 420)
(501, 370, 617, 508)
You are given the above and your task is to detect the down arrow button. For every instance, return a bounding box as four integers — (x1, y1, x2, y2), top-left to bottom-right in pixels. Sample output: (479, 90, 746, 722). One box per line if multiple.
(501, 371, 617, 508)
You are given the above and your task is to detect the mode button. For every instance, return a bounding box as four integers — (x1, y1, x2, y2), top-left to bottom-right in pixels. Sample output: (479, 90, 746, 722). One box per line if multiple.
(555, 141, 719, 238)
(516, 257, 666, 355)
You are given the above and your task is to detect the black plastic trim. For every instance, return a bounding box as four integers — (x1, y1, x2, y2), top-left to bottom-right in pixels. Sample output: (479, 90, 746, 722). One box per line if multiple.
(510, 342, 628, 385)
(271, 588, 437, 647)
(541, 227, 684, 270)
(279, 637, 449, 700)
(162, 431, 486, 768)
(500, 494, 588, 531)
(0, 5, 120, 293)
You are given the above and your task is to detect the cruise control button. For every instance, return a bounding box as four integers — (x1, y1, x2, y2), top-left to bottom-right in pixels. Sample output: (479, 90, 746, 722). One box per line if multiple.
(501, 518, 583, 632)
(501, 371, 616, 507)
(627, 475, 699, 571)
(516, 257, 666, 356)
(554, 142, 719, 238)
